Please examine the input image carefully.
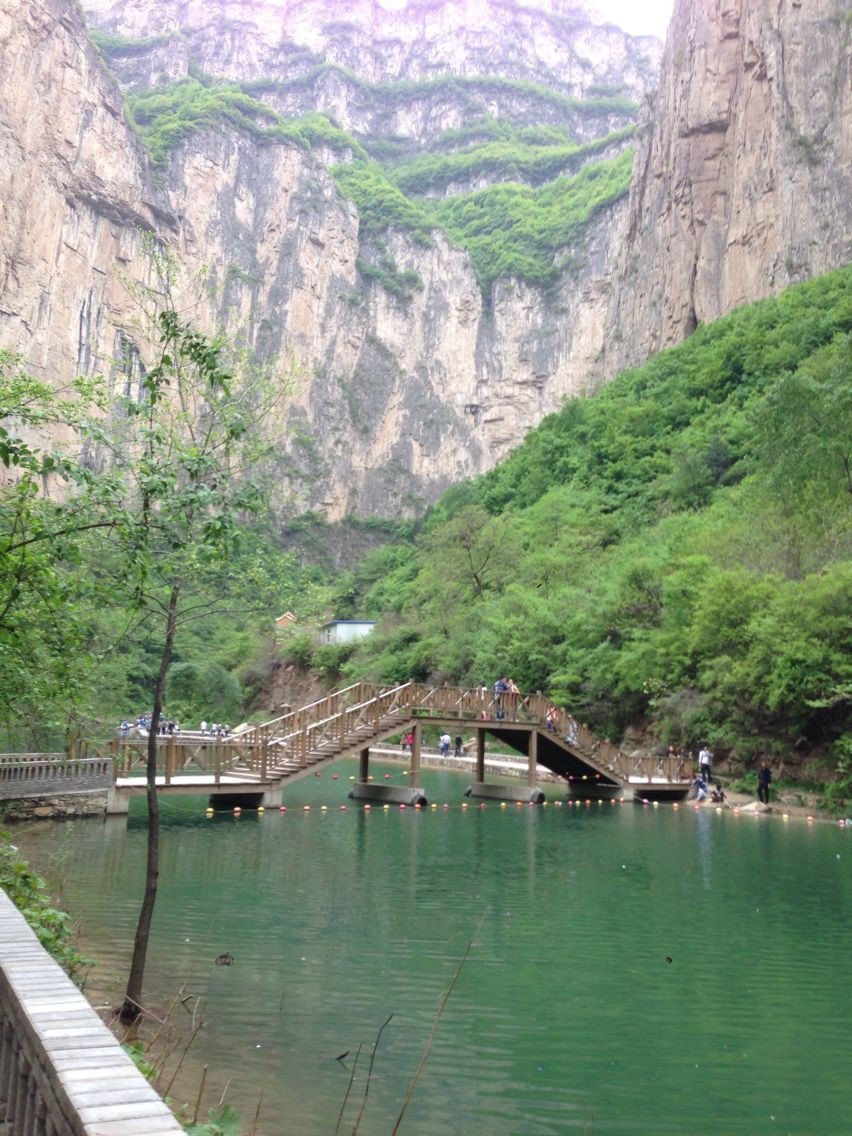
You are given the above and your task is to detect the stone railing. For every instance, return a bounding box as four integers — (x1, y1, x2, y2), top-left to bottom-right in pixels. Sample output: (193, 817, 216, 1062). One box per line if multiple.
(0, 756, 112, 800)
(0, 889, 184, 1136)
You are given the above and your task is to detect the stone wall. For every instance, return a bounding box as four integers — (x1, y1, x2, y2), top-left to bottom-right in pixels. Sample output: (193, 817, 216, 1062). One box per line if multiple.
(1, 792, 108, 822)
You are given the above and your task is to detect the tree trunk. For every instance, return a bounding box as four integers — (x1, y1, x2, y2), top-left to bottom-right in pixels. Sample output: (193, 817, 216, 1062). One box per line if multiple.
(120, 581, 181, 1023)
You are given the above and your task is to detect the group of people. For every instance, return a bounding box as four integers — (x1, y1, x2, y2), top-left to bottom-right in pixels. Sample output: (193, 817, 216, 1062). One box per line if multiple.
(492, 676, 520, 720)
(118, 715, 179, 737)
(686, 744, 774, 807)
(438, 733, 464, 757)
(689, 774, 727, 804)
(199, 721, 231, 737)
(688, 743, 724, 804)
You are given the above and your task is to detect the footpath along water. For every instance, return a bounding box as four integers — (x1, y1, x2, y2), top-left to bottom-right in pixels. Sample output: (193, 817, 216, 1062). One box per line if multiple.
(14, 760, 850, 1135)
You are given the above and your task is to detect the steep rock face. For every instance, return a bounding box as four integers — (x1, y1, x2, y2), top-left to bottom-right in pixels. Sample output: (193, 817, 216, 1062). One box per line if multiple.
(1, 0, 849, 522)
(2, 0, 647, 518)
(0, 0, 166, 377)
(602, 0, 852, 367)
(83, 0, 660, 97)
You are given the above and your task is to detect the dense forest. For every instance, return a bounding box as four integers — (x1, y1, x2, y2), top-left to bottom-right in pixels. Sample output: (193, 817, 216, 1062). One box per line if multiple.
(312, 268, 852, 786)
(1, 266, 850, 804)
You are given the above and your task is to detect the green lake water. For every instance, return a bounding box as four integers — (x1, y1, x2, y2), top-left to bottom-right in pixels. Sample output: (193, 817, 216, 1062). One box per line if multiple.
(14, 761, 851, 1135)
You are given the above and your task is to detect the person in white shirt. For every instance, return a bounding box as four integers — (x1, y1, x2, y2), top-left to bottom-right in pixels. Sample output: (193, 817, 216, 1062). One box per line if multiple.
(698, 745, 712, 782)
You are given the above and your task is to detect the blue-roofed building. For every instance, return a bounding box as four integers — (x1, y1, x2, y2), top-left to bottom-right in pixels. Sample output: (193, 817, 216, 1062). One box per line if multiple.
(318, 620, 376, 645)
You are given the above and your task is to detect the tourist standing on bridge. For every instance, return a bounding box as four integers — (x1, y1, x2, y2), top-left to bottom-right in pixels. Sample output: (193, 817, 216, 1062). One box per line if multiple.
(493, 676, 509, 719)
(757, 761, 772, 805)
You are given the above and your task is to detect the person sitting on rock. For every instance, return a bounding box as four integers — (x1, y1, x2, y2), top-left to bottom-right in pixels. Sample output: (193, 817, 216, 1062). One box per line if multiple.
(691, 775, 708, 802)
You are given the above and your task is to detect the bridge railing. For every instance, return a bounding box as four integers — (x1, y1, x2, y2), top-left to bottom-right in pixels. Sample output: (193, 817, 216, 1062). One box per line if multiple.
(110, 738, 271, 784)
(0, 755, 112, 799)
(0, 891, 184, 1136)
(530, 699, 686, 785)
(272, 683, 413, 768)
(240, 682, 380, 747)
(106, 681, 688, 789)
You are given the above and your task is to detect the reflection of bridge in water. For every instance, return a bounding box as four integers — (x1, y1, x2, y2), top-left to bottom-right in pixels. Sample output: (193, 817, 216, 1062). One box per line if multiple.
(104, 682, 690, 813)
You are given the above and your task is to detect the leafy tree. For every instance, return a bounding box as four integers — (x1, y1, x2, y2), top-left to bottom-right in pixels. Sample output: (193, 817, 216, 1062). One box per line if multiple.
(0, 354, 119, 742)
(91, 261, 285, 1023)
(345, 267, 852, 762)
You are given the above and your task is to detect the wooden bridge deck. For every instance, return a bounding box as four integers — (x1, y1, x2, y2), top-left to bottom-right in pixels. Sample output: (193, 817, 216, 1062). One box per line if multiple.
(100, 681, 690, 808)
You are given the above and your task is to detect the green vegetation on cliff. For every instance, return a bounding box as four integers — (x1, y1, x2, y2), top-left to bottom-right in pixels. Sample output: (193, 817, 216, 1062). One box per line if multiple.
(120, 60, 636, 293)
(334, 269, 852, 773)
(430, 149, 632, 290)
(244, 67, 637, 121)
(126, 78, 364, 169)
(390, 127, 634, 195)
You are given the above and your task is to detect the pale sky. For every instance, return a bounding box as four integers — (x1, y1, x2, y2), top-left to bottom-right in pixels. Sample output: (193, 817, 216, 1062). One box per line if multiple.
(587, 0, 674, 39)
(377, 0, 676, 42)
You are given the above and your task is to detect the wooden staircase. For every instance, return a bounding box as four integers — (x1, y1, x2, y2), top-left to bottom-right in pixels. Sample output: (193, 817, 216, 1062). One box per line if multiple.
(106, 682, 689, 798)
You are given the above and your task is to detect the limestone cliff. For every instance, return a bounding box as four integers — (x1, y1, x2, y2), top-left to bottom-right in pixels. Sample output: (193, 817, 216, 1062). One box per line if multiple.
(603, 0, 852, 368)
(0, 0, 849, 521)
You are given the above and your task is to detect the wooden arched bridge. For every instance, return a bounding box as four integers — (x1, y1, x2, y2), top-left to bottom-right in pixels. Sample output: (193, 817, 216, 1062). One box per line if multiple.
(103, 682, 690, 812)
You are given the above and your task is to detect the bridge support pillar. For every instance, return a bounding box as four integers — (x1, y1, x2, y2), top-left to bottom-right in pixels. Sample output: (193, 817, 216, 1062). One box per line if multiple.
(475, 730, 485, 782)
(359, 747, 370, 783)
(465, 782, 545, 805)
(410, 723, 421, 784)
(528, 729, 538, 788)
(349, 783, 428, 806)
(105, 786, 129, 815)
(260, 786, 283, 807)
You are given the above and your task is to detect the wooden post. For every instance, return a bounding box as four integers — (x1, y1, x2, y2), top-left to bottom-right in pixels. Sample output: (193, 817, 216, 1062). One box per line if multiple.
(359, 746, 369, 784)
(528, 728, 537, 788)
(476, 729, 486, 782)
(410, 723, 421, 786)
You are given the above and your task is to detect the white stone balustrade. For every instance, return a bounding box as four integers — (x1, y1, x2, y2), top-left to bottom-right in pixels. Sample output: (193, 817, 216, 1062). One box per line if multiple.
(0, 890, 184, 1136)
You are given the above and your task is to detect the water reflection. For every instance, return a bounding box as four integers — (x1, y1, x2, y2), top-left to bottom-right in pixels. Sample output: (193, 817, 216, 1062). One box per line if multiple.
(13, 765, 851, 1136)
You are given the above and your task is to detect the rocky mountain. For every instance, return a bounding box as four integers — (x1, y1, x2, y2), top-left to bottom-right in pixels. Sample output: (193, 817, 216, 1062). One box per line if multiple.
(0, 0, 849, 519)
